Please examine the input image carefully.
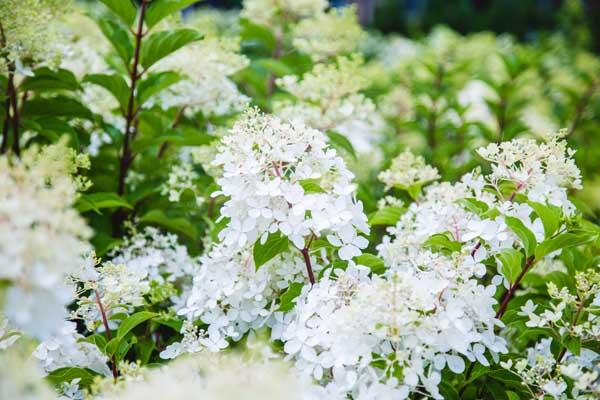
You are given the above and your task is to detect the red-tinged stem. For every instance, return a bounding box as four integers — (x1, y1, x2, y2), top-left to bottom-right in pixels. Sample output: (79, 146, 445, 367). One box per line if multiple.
(300, 234, 316, 285)
(495, 256, 536, 319)
(94, 290, 118, 382)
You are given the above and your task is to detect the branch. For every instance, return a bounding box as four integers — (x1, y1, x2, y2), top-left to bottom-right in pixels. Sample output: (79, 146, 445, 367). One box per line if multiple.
(94, 290, 118, 382)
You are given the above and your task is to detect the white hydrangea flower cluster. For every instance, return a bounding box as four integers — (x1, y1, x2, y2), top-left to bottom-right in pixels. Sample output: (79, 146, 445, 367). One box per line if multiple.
(161, 164, 204, 206)
(71, 257, 149, 332)
(147, 36, 249, 116)
(213, 108, 369, 258)
(276, 56, 383, 154)
(378, 149, 441, 191)
(477, 130, 582, 214)
(33, 321, 111, 376)
(0, 140, 91, 340)
(292, 6, 364, 61)
(163, 243, 310, 357)
(241, 0, 327, 27)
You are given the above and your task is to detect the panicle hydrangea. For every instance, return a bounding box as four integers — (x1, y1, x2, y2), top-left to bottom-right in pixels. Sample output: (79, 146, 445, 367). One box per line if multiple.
(241, 0, 327, 27)
(161, 164, 204, 206)
(213, 108, 369, 258)
(163, 243, 312, 357)
(292, 6, 364, 61)
(275, 56, 384, 154)
(33, 321, 111, 376)
(147, 36, 249, 116)
(0, 0, 70, 73)
(71, 256, 149, 331)
(378, 149, 441, 191)
(477, 129, 582, 213)
(0, 140, 91, 339)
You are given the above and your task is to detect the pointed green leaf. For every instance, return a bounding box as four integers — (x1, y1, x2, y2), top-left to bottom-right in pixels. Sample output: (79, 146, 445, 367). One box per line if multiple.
(137, 71, 182, 105)
(326, 130, 357, 160)
(21, 67, 79, 92)
(277, 282, 304, 312)
(535, 233, 593, 260)
(100, 0, 137, 26)
(139, 209, 198, 240)
(354, 253, 386, 274)
(528, 201, 561, 239)
(145, 0, 202, 28)
(505, 216, 537, 258)
(117, 311, 158, 340)
(46, 367, 99, 388)
(368, 206, 405, 226)
(84, 74, 130, 111)
(97, 18, 134, 67)
(497, 248, 523, 283)
(299, 178, 325, 194)
(253, 232, 290, 270)
(76, 192, 133, 214)
(140, 29, 203, 70)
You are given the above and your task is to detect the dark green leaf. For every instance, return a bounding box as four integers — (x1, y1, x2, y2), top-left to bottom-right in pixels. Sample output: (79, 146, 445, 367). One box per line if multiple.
(528, 201, 561, 238)
(140, 29, 203, 70)
(255, 58, 295, 77)
(22, 96, 93, 120)
(139, 210, 198, 240)
(535, 233, 593, 260)
(145, 0, 201, 28)
(46, 367, 98, 388)
(97, 18, 134, 66)
(563, 334, 581, 356)
(277, 282, 304, 312)
(21, 68, 79, 92)
(505, 216, 537, 258)
(76, 192, 133, 214)
(326, 130, 356, 160)
(137, 71, 182, 105)
(84, 74, 130, 111)
(497, 248, 523, 283)
(99, 0, 137, 26)
(253, 232, 290, 270)
(117, 311, 158, 340)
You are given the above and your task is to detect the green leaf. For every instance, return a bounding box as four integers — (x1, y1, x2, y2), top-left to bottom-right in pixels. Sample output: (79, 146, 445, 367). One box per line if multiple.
(277, 282, 304, 312)
(326, 130, 357, 160)
(563, 334, 581, 356)
(46, 367, 98, 388)
(368, 206, 405, 226)
(253, 232, 290, 270)
(535, 233, 593, 260)
(505, 216, 537, 258)
(81, 334, 108, 354)
(84, 74, 130, 111)
(140, 29, 203, 70)
(139, 210, 198, 240)
(353, 253, 385, 274)
(438, 382, 460, 400)
(76, 192, 133, 214)
(497, 248, 524, 283)
(21, 67, 79, 92)
(424, 233, 462, 254)
(22, 96, 93, 120)
(116, 335, 137, 361)
(299, 178, 325, 194)
(506, 391, 521, 400)
(97, 18, 134, 67)
(145, 0, 201, 28)
(239, 18, 276, 52)
(457, 197, 489, 216)
(99, 0, 137, 26)
(137, 71, 182, 105)
(117, 311, 158, 340)
(255, 58, 295, 77)
(104, 337, 119, 357)
(528, 201, 561, 238)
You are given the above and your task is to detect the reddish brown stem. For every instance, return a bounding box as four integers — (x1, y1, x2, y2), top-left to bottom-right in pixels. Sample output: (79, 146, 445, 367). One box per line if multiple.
(94, 290, 118, 382)
(300, 247, 315, 285)
(495, 256, 536, 318)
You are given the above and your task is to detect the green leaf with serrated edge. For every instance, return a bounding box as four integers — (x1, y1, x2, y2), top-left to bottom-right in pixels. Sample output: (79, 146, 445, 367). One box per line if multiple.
(137, 71, 182, 105)
(535, 233, 593, 260)
(253, 232, 290, 270)
(277, 282, 304, 312)
(99, 0, 137, 26)
(424, 233, 462, 254)
(299, 178, 325, 193)
(504, 216, 537, 258)
(46, 367, 99, 388)
(140, 29, 203, 70)
(84, 74, 130, 111)
(528, 201, 561, 238)
(326, 130, 357, 160)
(354, 253, 385, 274)
(139, 210, 198, 240)
(145, 0, 202, 28)
(117, 311, 158, 340)
(76, 192, 133, 214)
(97, 18, 133, 67)
(497, 248, 523, 283)
(368, 206, 405, 226)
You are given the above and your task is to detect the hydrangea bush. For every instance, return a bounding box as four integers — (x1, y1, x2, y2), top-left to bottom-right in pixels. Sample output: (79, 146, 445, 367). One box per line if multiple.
(1, 1, 599, 399)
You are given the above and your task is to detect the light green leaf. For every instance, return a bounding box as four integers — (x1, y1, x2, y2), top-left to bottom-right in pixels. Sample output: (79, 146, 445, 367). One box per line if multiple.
(255, 58, 295, 77)
(84, 74, 130, 111)
(535, 233, 593, 260)
(253, 232, 290, 270)
(299, 178, 325, 193)
(137, 71, 182, 105)
(99, 0, 137, 26)
(140, 29, 203, 70)
(326, 130, 357, 160)
(97, 18, 134, 67)
(145, 0, 202, 28)
(528, 201, 561, 238)
(76, 192, 133, 214)
(368, 206, 405, 226)
(497, 248, 523, 283)
(117, 311, 158, 340)
(456, 197, 489, 216)
(46, 367, 98, 388)
(277, 282, 304, 312)
(354, 253, 385, 274)
(424, 233, 462, 254)
(504, 216, 536, 258)
(139, 210, 198, 240)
